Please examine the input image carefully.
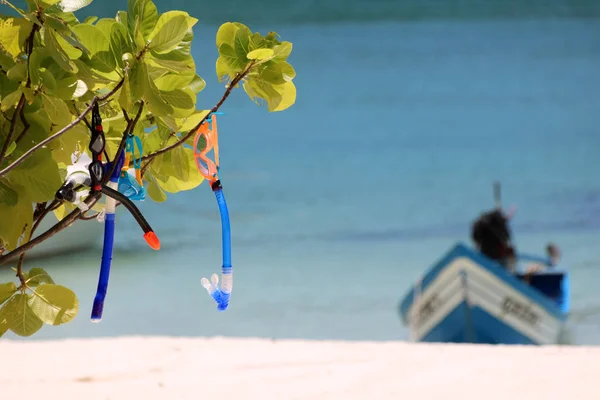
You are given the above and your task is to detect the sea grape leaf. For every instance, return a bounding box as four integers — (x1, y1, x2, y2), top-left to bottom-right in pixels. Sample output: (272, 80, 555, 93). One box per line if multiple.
(29, 284, 78, 325)
(0, 282, 17, 305)
(4, 293, 43, 337)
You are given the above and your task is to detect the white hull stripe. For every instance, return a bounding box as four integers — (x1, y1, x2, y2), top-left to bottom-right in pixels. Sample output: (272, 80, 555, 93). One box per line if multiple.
(406, 257, 563, 344)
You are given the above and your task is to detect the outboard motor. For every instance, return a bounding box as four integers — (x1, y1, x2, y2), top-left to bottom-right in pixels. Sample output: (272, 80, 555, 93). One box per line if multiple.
(471, 209, 516, 270)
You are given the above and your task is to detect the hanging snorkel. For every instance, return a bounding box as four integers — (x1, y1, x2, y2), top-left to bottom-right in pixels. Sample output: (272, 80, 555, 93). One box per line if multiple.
(195, 114, 233, 311)
(54, 103, 160, 322)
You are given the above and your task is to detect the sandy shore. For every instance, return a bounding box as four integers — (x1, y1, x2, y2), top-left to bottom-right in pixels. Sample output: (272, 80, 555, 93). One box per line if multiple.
(1, 337, 598, 400)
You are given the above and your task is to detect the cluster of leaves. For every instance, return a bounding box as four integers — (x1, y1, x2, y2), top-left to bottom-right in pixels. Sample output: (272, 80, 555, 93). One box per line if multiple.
(0, 267, 77, 337)
(0, 0, 296, 337)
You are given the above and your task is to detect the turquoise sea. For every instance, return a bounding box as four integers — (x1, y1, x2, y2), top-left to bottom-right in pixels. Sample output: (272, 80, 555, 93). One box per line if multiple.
(2, 1, 600, 344)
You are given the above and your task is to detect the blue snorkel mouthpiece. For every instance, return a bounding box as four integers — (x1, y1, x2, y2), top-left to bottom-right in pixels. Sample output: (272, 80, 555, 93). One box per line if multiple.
(200, 180, 233, 311)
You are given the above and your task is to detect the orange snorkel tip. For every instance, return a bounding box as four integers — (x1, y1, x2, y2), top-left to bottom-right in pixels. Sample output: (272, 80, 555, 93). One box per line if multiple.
(144, 231, 161, 250)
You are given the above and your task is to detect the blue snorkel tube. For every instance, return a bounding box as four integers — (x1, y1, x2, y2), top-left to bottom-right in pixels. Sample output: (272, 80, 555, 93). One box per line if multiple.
(201, 179, 233, 311)
(91, 151, 124, 322)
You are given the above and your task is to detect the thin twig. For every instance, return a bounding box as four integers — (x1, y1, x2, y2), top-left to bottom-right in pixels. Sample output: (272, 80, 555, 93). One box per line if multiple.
(1, 23, 40, 156)
(14, 199, 57, 282)
(80, 211, 100, 220)
(140, 62, 255, 165)
(0, 94, 26, 165)
(16, 253, 27, 287)
(0, 79, 124, 178)
(0, 193, 101, 266)
(14, 105, 31, 145)
(31, 200, 59, 234)
(71, 101, 92, 130)
(14, 222, 30, 287)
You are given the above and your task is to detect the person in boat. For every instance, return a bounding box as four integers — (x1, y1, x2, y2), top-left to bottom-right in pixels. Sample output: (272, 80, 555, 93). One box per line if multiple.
(471, 208, 561, 274)
(471, 208, 517, 272)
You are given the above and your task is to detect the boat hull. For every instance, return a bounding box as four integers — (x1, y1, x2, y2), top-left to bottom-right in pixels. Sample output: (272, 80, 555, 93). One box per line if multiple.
(399, 243, 569, 345)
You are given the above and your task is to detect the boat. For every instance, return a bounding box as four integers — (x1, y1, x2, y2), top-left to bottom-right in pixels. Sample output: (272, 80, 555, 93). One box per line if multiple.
(398, 183, 570, 345)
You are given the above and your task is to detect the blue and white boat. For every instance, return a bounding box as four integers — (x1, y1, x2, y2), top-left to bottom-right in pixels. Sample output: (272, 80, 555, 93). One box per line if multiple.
(399, 243, 570, 345)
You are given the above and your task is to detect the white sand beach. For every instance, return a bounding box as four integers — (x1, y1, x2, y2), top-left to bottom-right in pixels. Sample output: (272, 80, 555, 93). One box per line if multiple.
(1, 337, 598, 400)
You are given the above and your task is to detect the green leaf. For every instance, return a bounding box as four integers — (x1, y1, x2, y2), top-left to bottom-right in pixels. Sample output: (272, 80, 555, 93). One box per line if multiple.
(132, 16, 145, 50)
(4, 293, 43, 337)
(52, 28, 83, 59)
(4, 141, 16, 158)
(6, 62, 27, 81)
(179, 110, 209, 131)
(150, 145, 203, 193)
(272, 41, 293, 61)
(118, 73, 133, 111)
(147, 11, 197, 54)
(0, 48, 16, 70)
(52, 202, 76, 221)
(39, 68, 58, 92)
(153, 69, 194, 91)
(56, 0, 93, 12)
(0, 302, 9, 337)
(145, 171, 166, 202)
(128, 0, 158, 40)
(242, 59, 297, 112)
(5, 148, 62, 203)
(83, 16, 98, 24)
(45, 27, 78, 73)
(26, 268, 55, 286)
(128, 60, 145, 102)
(0, 282, 17, 305)
(271, 81, 296, 112)
(50, 121, 88, 164)
(147, 50, 195, 73)
(115, 10, 128, 30)
(0, 193, 32, 250)
(41, 0, 66, 7)
(247, 48, 274, 61)
(159, 88, 194, 117)
(42, 93, 71, 126)
(95, 18, 117, 37)
(28, 48, 44, 87)
(29, 284, 78, 325)
(216, 22, 238, 48)
(135, 62, 172, 117)
(1, 87, 22, 111)
(0, 17, 33, 58)
(109, 22, 134, 69)
(218, 43, 246, 74)
(71, 24, 113, 71)
(188, 74, 206, 94)
(0, 179, 18, 206)
(44, 14, 71, 34)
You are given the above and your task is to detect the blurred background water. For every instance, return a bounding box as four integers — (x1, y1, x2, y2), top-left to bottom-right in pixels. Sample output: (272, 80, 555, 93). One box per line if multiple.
(2, 0, 600, 343)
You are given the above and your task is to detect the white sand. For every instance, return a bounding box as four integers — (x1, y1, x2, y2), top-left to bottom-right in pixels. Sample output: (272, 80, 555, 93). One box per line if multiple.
(1, 337, 597, 400)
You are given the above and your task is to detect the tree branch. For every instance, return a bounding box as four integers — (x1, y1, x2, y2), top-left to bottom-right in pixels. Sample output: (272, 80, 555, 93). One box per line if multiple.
(14, 105, 31, 145)
(0, 94, 25, 166)
(0, 79, 124, 178)
(12, 200, 59, 279)
(0, 61, 253, 267)
(0, 22, 40, 163)
(140, 62, 255, 166)
(0, 193, 101, 266)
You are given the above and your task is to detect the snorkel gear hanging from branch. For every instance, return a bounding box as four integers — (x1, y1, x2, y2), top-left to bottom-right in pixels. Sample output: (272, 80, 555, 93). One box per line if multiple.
(194, 113, 233, 311)
(118, 134, 146, 201)
(54, 103, 161, 322)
